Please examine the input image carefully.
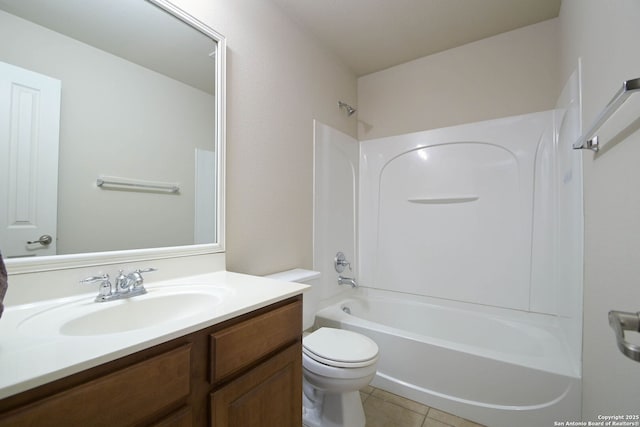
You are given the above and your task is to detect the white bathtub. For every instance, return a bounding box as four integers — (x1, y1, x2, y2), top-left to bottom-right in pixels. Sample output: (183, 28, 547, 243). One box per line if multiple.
(314, 288, 581, 427)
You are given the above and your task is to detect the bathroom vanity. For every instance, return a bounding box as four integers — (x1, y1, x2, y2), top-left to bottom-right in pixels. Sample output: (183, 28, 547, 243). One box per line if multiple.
(0, 272, 307, 426)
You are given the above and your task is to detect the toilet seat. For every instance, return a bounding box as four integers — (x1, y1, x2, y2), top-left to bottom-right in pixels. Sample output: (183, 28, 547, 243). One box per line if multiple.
(303, 327, 379, 368)
(303, 352, 378, 383)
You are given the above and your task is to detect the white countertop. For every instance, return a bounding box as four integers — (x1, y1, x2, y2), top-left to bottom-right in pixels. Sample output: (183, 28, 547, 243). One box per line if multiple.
(0, 271, 309, 399)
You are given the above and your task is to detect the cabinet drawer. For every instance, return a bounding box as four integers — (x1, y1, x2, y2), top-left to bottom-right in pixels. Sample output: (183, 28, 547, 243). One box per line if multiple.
(0, 345, 191, 426)
(210, 300, 302, 383)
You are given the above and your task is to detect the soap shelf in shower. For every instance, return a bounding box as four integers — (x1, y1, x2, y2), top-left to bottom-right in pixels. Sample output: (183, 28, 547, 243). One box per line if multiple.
(573, 77, 640, 152)
(408, 195, 479, 204)
(96, 175, 180, 193)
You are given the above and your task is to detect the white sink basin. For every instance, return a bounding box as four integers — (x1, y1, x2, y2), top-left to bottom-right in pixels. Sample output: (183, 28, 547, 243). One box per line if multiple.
(18, 285, 232, 336)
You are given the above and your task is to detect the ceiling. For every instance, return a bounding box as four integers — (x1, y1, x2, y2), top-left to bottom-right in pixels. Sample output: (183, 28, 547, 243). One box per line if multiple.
(270, 0, 561, 76)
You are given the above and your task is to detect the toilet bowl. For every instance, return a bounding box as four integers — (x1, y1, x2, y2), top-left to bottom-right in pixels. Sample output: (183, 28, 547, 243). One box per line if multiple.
(265, 269, 379, 427)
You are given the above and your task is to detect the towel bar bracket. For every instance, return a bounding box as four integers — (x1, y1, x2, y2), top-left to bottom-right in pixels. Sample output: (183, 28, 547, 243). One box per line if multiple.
(573, 77, 640, 152)
(583, 136, 599, 152)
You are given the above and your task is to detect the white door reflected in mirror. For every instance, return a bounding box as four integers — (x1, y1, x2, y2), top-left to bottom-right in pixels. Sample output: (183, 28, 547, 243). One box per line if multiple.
(0, 61, 60, 258)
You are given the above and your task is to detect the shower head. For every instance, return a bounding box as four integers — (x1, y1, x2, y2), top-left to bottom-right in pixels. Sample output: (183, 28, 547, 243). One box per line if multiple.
(338, 101, 357, 116)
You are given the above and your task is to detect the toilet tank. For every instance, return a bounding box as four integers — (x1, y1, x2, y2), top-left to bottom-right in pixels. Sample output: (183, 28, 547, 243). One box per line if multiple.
(264, 269, 321, 331)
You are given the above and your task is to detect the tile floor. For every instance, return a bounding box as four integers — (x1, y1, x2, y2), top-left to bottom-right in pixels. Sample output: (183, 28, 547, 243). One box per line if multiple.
(361, 386, 486, 427)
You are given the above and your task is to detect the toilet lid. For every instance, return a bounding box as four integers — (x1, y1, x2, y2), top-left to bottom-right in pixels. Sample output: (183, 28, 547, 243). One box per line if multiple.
(303, 328, 378, 367)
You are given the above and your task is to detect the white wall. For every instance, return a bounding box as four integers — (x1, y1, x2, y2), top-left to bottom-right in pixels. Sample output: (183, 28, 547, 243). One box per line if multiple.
(0, 11, 214, 254)
(357, 19, 559, 141)
(559, 0, 640, 416)
(171, 0, 358, 275)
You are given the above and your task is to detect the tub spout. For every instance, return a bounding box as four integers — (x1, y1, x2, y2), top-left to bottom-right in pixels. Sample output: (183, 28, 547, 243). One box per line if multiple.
(338, 276, 358, 288)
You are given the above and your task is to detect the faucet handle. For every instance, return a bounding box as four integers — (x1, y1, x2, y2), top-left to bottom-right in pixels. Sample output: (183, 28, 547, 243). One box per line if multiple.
(80, 273, 110, 284)
(130, 267, 157, 289)
(334, 252, 352, 273)
(81, 273, 112, 299)
(135, 267, 157, 274)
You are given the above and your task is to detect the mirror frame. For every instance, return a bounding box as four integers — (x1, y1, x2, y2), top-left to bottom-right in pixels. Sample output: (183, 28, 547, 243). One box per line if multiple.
(6, 0, 226, 274)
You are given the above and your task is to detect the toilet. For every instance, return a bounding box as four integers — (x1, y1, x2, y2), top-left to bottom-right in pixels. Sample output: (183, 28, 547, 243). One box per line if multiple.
(265, 269, 379, 427)
(302, 327, 379, 427)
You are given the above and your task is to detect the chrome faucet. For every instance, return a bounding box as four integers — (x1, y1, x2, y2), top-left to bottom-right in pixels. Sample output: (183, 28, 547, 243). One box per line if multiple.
(80, 273, 113, 301)
(338, 276, 358, 288)
(335, 252, 357, 288)
(81, 268, 156, 302)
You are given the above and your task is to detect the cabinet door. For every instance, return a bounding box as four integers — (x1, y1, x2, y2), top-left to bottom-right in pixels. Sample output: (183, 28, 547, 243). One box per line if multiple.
(211, 343, 302, 427)
(150, 406, 192, 427)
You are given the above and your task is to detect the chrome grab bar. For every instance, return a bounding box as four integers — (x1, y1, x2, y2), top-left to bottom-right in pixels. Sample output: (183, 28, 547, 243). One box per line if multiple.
(608, 310, 640, 362)
(573, 77, 640, 152)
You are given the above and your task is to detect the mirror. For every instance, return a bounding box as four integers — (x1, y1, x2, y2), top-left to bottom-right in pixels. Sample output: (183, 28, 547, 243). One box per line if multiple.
(0, 0, 225, 272)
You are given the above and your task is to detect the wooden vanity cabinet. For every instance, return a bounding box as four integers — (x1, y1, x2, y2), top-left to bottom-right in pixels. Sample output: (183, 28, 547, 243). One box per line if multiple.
(0, 295, 303, 427)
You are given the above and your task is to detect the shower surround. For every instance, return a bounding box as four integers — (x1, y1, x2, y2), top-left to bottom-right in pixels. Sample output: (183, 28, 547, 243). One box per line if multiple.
(312, 69, 583, 426)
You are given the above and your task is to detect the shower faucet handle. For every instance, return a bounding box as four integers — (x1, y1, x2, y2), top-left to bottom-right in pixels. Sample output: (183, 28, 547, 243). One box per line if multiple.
(334, 252, 352, 273)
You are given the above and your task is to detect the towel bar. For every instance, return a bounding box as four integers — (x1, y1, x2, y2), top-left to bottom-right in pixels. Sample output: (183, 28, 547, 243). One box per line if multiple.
(573, 77, 640, 152)
(96, 175, 180, 193)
